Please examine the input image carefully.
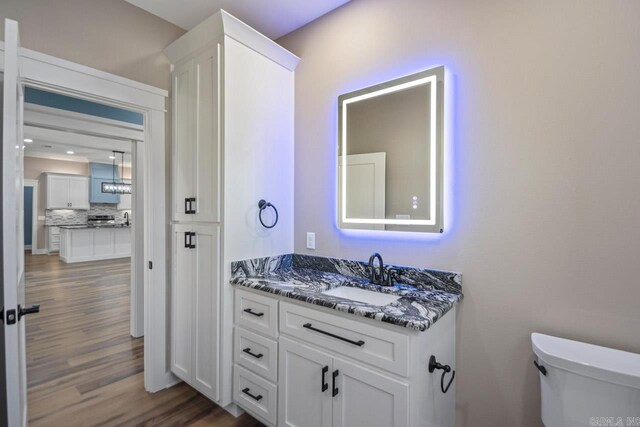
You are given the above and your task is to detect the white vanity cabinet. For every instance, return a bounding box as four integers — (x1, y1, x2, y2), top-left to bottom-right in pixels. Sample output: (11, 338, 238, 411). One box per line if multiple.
(171, 223, 221, 401)
(41, 173, 90, 210)
(165, 10, 298, 409)
(233, 288, 456, 427)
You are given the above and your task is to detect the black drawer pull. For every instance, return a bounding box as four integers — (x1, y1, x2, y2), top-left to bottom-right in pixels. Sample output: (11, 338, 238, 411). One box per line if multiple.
(332, 369, 339, 397)
(243, 308, 264, 317)
(242, 387, 263, 401)
(303, 323, 365, 347)
(321, 365, 329, 392)
(243, 348, 264, 359)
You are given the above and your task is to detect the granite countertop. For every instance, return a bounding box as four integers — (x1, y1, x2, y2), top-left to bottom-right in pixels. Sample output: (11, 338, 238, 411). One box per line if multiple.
(231, 254, 462, 332)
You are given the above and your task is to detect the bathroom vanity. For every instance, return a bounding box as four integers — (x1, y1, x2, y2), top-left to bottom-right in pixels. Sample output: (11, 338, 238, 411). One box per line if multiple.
(231, 254, 462, 427)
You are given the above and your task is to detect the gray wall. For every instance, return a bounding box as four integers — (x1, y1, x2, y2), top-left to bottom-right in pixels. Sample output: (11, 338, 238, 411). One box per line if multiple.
(278, 0, 640, 425)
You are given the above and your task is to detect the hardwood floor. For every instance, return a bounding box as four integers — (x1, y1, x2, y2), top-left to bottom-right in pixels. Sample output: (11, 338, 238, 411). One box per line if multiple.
(25, 252, 262, 427)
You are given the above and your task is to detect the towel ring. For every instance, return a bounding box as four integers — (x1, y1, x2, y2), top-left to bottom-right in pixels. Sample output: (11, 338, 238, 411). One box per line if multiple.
(258, 199, 278, 229)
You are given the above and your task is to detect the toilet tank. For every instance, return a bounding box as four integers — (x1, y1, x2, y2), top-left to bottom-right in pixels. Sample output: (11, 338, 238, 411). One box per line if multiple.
(532, 333, 640, 427)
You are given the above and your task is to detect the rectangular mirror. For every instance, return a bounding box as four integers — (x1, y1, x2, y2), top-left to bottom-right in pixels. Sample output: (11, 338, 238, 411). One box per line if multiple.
(338, 66, 445, 233)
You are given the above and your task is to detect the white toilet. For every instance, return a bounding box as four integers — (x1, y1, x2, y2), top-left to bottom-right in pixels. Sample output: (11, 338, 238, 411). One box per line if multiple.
(532, 333, 640, 426)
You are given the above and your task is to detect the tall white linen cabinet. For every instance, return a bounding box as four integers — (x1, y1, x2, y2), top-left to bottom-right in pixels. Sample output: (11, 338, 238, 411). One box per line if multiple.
(164, 10, 299, 410)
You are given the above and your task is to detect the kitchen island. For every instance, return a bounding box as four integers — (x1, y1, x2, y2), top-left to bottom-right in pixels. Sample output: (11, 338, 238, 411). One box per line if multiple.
(59, 225, 131, 263)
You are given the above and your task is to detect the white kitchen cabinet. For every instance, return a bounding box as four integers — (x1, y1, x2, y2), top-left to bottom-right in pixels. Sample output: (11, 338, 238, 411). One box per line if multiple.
(46, 226, 60, 253)
(165, 9, 299, 409)
(171, 223, 221, 401)
(41, 173, 89, 210)
(58, 227, 131, 263)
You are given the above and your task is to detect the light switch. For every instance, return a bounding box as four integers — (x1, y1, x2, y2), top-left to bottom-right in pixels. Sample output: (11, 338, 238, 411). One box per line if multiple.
(306, 232, 316, 250)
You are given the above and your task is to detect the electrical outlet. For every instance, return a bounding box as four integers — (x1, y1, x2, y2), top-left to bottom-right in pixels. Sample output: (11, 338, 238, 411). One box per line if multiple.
(306, 232, 316, 250)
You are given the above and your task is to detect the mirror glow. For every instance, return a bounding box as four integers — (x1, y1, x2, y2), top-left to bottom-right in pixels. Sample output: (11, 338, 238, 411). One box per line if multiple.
(338, 66, 445, 233)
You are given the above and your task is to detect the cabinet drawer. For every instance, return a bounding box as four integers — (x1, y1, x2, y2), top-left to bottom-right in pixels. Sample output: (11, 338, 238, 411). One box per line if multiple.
(49, 227, 60, 236)
(235, 327, 278, 383)
(234, 365, 277, 425)
(235, 289, 278, 338)
(49, 234, 60, 243)
(279, 301, 409, 377)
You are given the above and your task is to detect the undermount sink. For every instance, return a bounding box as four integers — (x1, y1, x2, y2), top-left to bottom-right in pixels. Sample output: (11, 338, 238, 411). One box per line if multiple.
(322, 286, 401, 306)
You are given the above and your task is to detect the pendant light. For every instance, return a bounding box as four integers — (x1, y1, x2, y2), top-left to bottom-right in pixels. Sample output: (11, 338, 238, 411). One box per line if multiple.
(101, 150, 132, 194)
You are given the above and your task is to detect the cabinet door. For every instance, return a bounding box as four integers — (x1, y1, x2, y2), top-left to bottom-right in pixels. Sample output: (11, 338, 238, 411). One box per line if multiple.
(192, 45, 221, 223)
(68, 176, 89, 209)
(47, 175, 70, 209)
(191, 224, 220, 400)
(172, 59, 195, 222)
(279, 337, 333, 427)
(332, 358, 409, 427)
(171, 224, 194, 380)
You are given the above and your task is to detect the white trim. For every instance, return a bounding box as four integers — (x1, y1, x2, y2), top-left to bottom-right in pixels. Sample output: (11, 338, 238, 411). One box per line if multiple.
(0, 42, 174, 393)
(163, 10, 299, 71)
(23, 179, 38, 254)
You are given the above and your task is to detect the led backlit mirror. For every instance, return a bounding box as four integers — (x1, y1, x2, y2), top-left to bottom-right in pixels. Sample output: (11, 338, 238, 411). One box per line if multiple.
(338, 66, 445, 233)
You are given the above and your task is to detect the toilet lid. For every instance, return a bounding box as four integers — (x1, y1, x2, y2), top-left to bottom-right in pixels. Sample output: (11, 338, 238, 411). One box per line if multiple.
(532, 333, 640, 390)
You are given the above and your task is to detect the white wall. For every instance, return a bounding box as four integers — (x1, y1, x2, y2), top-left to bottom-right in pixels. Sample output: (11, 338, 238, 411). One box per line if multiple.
(278, 0, 640, 425)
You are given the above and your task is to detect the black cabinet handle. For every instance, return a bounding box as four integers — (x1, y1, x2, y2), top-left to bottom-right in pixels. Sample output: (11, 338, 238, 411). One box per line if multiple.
(242, 387, 263, 401)
(303, 323, 365, 347)
(189, 232, 196, 249)
(185, 198, 190, 214)
(243, 348, 264, 359)
(332, 369, 339, 397)
(184, 231, 190, 248)
(243, 308, 264, 317)
(321, 365, 329, 392)
(18, 304, 40, 320)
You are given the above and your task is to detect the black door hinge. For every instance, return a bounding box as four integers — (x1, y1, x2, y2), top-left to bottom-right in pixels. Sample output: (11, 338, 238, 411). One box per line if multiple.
(148, 261, 153, 269)
(6, 309, 16, 325)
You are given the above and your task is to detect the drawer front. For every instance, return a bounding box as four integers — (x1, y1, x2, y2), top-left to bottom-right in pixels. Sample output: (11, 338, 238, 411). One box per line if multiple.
(235, 289, 278, 338)
(49, 227, 60, 236)
(235, 327, 278, 383)
(279, 301, 409, 377)
(234, 364, 277, 425)
(50, 234, 60, 243)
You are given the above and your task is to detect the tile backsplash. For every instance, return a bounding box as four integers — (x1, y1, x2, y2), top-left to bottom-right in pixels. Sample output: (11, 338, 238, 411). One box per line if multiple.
(45, 203, 131, 226)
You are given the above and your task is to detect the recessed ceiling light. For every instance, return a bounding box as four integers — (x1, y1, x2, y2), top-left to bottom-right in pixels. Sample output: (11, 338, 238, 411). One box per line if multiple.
(66, 151, 75, 155)
(24, 138, 33, 143)
(109, 155, 116, 160)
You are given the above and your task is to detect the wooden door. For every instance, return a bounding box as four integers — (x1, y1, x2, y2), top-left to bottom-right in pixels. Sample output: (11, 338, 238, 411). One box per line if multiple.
(332, 357, 409, 427)
(279, 337, 333, 427)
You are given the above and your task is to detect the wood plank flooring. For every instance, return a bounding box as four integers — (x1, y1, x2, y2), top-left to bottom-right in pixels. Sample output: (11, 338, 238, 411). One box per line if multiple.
(25, 252, 262, 427)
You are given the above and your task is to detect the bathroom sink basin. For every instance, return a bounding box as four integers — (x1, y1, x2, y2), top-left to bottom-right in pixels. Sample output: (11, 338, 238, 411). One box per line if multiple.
(322, 286, 400, 306)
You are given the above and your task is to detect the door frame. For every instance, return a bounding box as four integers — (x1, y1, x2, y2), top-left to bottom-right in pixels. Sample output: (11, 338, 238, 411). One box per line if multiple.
(0, 42, 176, 392)
(22, 179, 39, 254)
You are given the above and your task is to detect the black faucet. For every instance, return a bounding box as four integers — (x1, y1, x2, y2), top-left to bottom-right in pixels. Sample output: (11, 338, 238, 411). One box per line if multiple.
(367, 253, 397, 286)
(124, 212, 130, 226)
(368, 253, 385, 285)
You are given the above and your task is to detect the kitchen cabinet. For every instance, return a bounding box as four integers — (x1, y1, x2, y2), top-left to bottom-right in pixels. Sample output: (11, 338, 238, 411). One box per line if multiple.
(41, 173, 89, 210)
(171, 223, 220, 401)
(58, 227, 131, 263)
(165, 9, 298, 409)
(46, 226, 60, 253)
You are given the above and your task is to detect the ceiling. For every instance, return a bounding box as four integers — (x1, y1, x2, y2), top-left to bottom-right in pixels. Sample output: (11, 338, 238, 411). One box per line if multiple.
(124, 0, 350, 39)
(24, 126, 132, 166)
